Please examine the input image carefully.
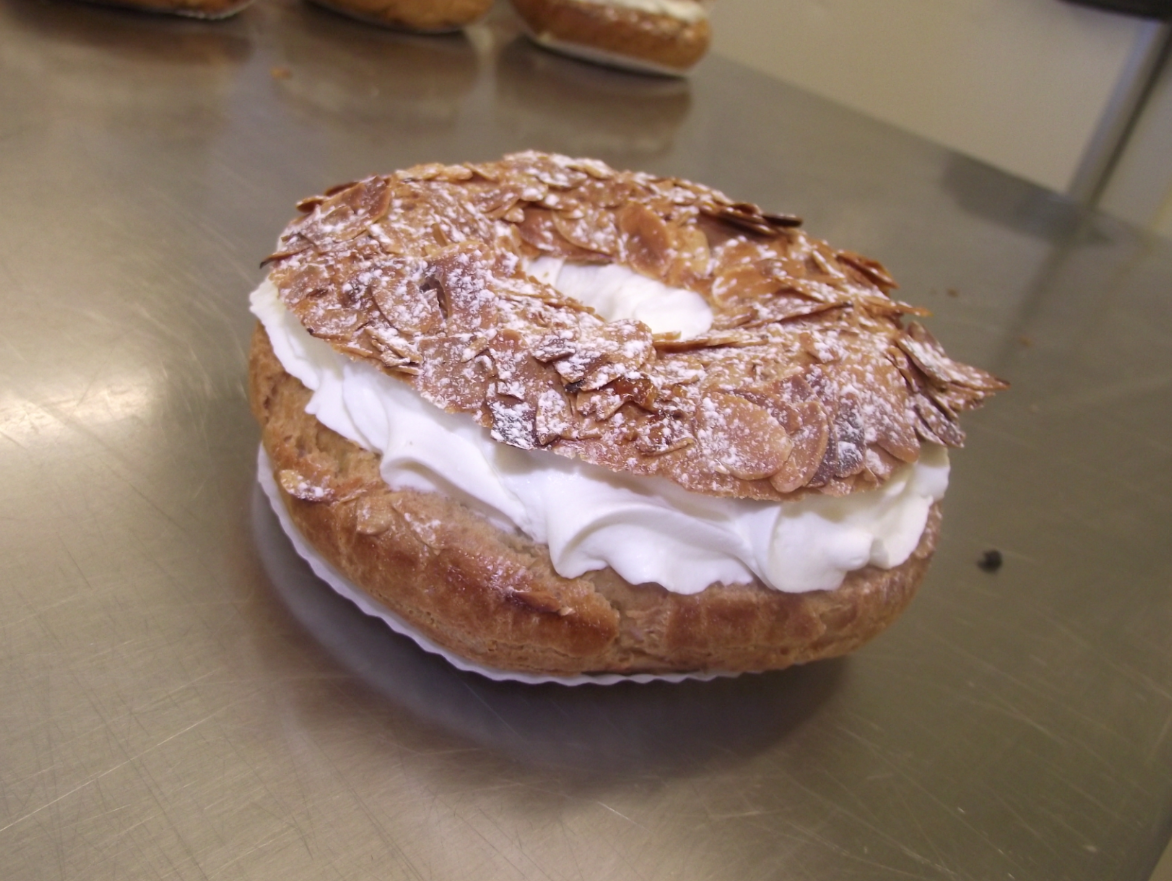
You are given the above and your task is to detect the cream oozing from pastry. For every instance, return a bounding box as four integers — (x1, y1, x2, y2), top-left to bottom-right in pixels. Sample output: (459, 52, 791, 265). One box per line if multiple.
(252, 279, 948, 594)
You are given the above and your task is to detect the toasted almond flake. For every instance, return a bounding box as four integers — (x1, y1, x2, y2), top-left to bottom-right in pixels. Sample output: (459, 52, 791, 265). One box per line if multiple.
(267, 152, 1003, 502)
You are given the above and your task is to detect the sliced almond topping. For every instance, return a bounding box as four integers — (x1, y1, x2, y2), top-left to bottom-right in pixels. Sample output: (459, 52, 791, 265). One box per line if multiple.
(267, 152, 1003, 502)
(696, 392, 793, 481)
(618, 202, 672, 278)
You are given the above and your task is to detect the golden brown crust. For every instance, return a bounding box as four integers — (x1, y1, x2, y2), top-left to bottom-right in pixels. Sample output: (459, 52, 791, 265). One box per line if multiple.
(264, 153, 1006, 505)
(509, 0, 711, 72)
(251, 323, 939, 676)
(306, 0, 492, 31)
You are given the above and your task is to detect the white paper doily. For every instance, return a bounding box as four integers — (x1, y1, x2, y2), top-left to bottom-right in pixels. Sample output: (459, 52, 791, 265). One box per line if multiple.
(257, 447, 737, 686)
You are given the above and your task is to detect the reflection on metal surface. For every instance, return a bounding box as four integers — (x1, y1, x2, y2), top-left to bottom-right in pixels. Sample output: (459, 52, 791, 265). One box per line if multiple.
(4, 0, 253, 63)
(252, 483, 842, 773)
(942, 154, 1098, 243)
(494, 36, 690, 158)
(0, 371, 160, 449)
(272, 3, 479, 128)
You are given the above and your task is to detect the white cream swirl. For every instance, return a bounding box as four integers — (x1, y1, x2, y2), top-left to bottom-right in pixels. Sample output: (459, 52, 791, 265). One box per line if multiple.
(526, 257, 713, 338)
(251, 279, 947, 594)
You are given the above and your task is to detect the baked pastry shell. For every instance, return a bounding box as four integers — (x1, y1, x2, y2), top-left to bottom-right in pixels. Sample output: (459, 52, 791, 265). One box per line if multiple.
(510, 0, 711, 74)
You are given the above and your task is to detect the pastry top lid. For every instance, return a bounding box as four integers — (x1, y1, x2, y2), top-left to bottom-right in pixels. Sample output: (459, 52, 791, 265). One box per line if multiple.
(265, 151, 1005, 502)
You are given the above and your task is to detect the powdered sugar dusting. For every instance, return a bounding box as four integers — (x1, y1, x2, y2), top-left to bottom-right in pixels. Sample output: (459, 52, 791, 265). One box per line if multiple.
(264, 152, 1005, 502)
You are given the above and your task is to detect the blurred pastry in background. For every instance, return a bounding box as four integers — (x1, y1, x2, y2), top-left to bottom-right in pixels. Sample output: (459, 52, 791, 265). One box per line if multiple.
(495, 36, 690, 158)
(306, 0, 492, 32)
(509, 0, 710, 75)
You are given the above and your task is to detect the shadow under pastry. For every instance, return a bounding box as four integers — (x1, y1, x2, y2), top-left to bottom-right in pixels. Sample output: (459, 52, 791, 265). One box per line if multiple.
(64, 0, 254, 20)
(940, 153, 1103, 245)
(251, 480, 846, 777)
(1, 0, 253, 58)
(494, 34, 690, 160)
(301, 0, 491, 34)
(1, 0, 251, 153)
(272, 1, 479, 128)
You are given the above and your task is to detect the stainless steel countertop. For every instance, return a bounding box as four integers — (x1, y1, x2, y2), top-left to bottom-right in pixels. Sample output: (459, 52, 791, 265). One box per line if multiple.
(2, 1, 1171, 878)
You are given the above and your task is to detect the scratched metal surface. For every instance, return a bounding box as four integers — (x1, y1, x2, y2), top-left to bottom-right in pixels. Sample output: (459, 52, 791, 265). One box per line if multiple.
(1, 0, 1171, 878)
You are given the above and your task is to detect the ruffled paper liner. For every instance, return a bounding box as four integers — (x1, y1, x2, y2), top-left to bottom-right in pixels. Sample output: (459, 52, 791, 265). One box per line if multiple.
(257, 446, 736, 686)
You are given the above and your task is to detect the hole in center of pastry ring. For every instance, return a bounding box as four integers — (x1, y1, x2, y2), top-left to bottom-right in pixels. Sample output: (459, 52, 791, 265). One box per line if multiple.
(524, 256, 713, 339)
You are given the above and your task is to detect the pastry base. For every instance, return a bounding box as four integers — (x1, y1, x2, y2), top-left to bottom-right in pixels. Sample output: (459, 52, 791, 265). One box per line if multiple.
(257, 446, 730, 685)
(250, 323, 938, 678)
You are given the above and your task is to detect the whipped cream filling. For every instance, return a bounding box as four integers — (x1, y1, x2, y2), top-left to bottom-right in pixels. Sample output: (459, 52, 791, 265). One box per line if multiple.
(251, 279, 948, 594)
(526, 257, 713, 338)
